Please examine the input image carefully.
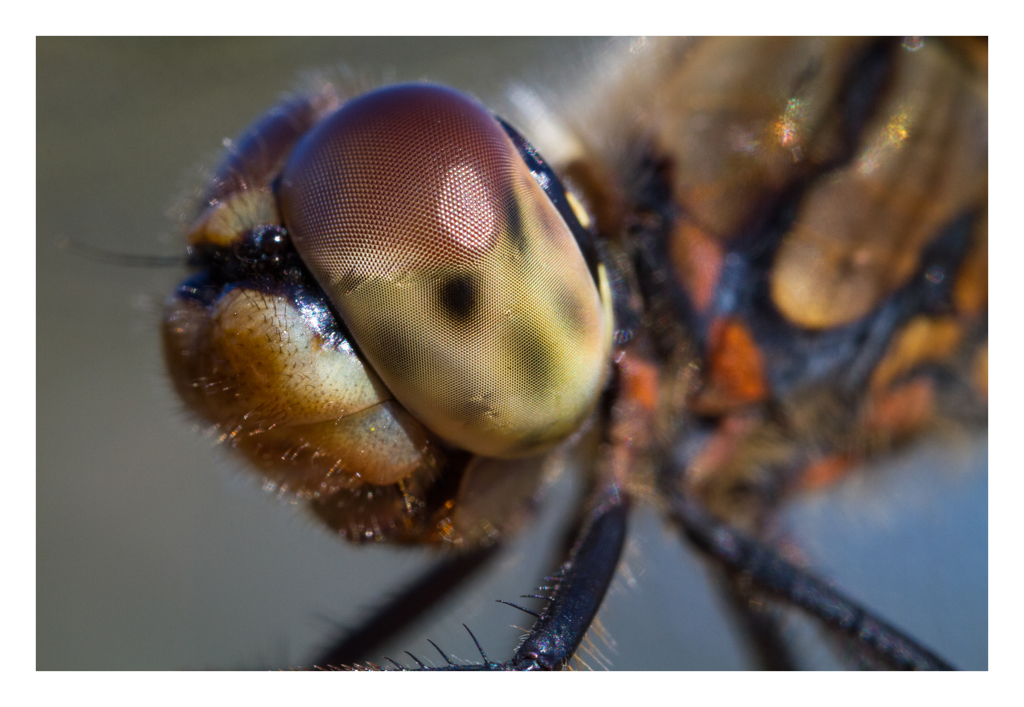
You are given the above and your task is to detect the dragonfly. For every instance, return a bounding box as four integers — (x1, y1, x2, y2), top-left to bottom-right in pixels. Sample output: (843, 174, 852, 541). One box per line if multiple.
(38, 37, 987, 671)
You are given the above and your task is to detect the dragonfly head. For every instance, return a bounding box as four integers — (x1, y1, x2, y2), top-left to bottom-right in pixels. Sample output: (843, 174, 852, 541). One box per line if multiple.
(164, 83, 614, 540)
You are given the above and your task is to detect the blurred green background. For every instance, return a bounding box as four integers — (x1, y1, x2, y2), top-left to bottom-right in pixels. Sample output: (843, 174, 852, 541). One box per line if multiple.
(37, 37, 987, 670)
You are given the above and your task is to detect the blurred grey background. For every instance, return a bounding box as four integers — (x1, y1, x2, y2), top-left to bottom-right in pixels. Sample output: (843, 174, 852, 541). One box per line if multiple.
(37, 37, 987, 670)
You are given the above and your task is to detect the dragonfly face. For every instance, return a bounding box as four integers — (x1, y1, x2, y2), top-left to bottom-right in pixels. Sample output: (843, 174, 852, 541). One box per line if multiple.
(38, 37, 987, 670)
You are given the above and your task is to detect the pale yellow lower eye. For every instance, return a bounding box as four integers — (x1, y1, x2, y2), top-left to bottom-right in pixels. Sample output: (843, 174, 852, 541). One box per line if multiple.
(281, 83, 611, 457)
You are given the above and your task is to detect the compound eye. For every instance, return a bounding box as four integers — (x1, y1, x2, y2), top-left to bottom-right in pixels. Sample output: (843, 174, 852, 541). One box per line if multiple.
(280, 84, 611, 458)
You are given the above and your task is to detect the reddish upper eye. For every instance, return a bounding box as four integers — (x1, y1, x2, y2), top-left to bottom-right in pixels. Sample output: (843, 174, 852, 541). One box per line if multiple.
(279, 84, 611, 458)
(282, 84, 513, 280)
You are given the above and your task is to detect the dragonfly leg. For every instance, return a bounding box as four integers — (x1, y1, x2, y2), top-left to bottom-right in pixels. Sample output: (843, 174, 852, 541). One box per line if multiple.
(505, 484, 629, 670)
(668, 492, 955, 670)
(717, 572, 800, 670)
(370, 478, 628, 671)
(311, 543, 500, 669)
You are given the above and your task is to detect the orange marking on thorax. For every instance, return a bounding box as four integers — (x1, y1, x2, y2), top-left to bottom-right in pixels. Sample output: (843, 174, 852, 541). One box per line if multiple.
(618, 353, 660, 413)
(669, 219, 724, 314)
(705, 317, 768, 403)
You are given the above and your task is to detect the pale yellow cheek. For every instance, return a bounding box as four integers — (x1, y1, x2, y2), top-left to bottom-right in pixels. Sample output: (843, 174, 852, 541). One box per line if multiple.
(234, 401, 433, 492)
(162, 288, 437, 494)
(209, 288, 390, 425)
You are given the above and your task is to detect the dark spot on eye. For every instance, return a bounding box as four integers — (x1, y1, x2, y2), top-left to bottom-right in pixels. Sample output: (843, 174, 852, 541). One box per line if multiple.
(436, 273, 479, 323)
(508, 323, 555, 401)
(504, 191, 528, 255)
(374, 321, 417, 383)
